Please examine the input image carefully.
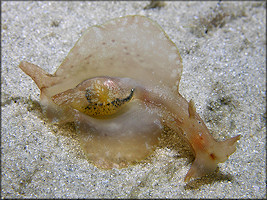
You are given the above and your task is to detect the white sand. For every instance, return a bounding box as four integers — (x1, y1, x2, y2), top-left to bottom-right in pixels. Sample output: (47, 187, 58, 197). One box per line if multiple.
(1, 1, 266, 198)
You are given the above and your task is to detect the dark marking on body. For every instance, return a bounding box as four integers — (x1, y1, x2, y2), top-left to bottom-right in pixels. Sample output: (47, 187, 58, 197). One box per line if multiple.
(84, 88, 135, 114)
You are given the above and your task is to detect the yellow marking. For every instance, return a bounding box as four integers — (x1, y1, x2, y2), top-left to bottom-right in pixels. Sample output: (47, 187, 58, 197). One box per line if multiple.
(83, 88, 134, 116)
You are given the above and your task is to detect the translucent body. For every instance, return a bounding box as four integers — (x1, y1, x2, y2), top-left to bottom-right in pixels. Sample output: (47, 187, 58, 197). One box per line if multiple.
(19, 15, 240, 181)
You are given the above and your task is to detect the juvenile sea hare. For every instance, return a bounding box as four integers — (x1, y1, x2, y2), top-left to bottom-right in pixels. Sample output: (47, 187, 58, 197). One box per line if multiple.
(19, 15, 240, 181)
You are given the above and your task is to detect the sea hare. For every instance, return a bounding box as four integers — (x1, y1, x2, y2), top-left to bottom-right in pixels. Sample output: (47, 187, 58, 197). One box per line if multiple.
(19, 15, 240, 181)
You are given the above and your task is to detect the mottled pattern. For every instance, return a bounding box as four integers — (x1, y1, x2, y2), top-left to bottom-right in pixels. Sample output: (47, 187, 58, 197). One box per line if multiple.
(52, 77, 135, 117)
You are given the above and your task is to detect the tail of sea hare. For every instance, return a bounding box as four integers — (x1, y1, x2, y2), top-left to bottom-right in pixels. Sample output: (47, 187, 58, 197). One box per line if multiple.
(19, 61, 59, 89)
(184, 134, 241, 182)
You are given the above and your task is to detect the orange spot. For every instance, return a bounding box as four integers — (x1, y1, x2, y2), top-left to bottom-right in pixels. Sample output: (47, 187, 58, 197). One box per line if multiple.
(190, 134, 205, 151)
(210, 153, 216, 160)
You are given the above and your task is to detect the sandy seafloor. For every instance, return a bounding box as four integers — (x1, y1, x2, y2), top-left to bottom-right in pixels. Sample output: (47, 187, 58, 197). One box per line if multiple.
(1, 1, 266, 199)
